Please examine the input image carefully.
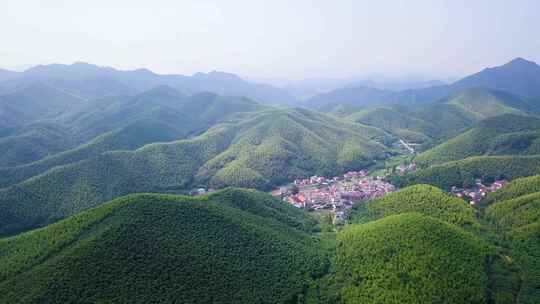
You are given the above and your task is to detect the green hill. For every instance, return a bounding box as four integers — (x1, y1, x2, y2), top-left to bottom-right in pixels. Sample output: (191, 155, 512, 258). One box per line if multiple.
(347, 107, 435, 144)
(483, 185, 540, 303)
(486, 191, 540, 230)
(0, 120, 185, 188)
(413, 102, 479, 139)
(349, 184, 478, 228)
(446, 88, 529, 120)
(345, 88, 530, 150)
(392, 155, 540, 190)
(416, 114, 540, 166)
(0, 89, 267, 188)
(510, 223, 540, 303)
(483, 175, 540, 206)
(0, 108, 389, 235)
(0, 123, 76, 167)
(65, 89, 266, 142)
(336, 213, 490, 304)
(0, 82, 87, 126)
(0, 87, 266, 167)
(0, 188, 328, 303)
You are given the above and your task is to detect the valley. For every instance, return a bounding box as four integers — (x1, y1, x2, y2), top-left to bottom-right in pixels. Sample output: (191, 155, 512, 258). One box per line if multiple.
(1, 16, 540, 302)
(272, 170, 395, 224)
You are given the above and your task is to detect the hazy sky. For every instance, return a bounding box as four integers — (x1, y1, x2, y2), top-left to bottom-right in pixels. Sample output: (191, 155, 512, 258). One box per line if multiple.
(1, 0, 539, 79)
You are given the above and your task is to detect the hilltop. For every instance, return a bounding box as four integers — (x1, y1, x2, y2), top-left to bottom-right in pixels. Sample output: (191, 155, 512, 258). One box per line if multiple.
(336, 213, 490, 304)
(349, 184, 478, 228)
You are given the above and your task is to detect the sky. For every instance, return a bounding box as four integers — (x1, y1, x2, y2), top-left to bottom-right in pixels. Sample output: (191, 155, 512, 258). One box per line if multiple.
(1, 0, 539, 80)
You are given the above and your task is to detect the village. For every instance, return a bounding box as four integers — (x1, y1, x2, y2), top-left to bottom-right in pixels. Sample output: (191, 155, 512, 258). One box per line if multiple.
(189, 160, 508, 223)
(451, 179, 508, 205)
(271, 170, 396, 223)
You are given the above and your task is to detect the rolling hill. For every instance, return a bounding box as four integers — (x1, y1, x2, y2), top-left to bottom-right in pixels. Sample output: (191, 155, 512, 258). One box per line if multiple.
(415, 114, 540, 166)
(0, 87, 266, 168)
(0, 108, 389, 235)
(349, 184, 478, 228)
(0, 120, 186, 188)
(0, 123, 77, 167)
(345, 88, 531, 148)
(336, 213, 490, 304)
(63, 88, 266, 142)
(0, 188, 328, 303)
(347, 107, 437, 144)
(0, 82, 88, 127)
(483, 174, 540, 206)
(392, 155, 540, 190)
(483, 181, 540, 303)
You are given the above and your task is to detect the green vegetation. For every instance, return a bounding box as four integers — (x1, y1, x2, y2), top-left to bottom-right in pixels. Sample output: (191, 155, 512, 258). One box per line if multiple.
(0, 188, 328, 304)
(483, 174, 540, 206)
(416, 114, 540, 165)
(0, 89, 268, 189)
(446, 88, 529, 120)
(392, 155, 540, 190)
(336, 213, 490, 304)
(0, 108, 389, 235)
(66, 89, 266, 142)
(486, 192, 540, 230)
(0, 120, 185, 188)
(483, 186, 540, 303)
(0, 123, 76, 167)
(349, 184, 478, 228)
(347, 107, 435, 144)
(511, 223, 540, 303)
(0, 87, 266, 168)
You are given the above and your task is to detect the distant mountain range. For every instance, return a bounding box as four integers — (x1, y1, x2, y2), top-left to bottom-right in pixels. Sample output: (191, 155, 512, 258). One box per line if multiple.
(306, 58, 540, 109)
(0, 62, 298, 106)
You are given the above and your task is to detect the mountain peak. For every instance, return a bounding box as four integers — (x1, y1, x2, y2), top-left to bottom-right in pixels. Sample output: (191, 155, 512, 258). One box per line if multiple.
(504, 57, 538, 68)
(193, 71, 244, 82)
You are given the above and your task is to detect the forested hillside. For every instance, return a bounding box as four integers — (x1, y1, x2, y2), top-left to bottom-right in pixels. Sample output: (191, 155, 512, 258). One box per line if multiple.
(483, 182, 540, 303)
(416, 114, 540, 165)
(0, 188, 328, 303)
(483, 174, 540, 205)
(344, 88, 533, 150)
(1, 55, 540, 304)
(0, 108, 390, 235)
(336, 213, 490, 304)
(0, 87, 266, 170)
(349, 184, 478, 228)
(393, 155, 540, 190)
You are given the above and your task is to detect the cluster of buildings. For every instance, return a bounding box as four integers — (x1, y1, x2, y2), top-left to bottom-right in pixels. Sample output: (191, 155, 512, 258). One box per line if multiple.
(395, 162, 417, 175)
(189, 188, 215, 196)
(275, 170, 396, 223)
(451, 179, 507, 205)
